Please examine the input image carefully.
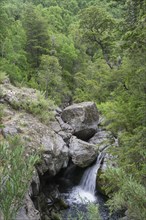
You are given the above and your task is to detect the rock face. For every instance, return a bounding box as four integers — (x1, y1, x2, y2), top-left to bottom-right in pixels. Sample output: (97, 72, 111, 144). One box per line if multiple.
(16, 194, 40, 220)
(0, 79, 105, 219)
(69, 136, 98, 167)
(61, 102, 99, 140)
(1, 105, 69, 176)
(88, 128, 114, 152)
(0, 80, 70, 219)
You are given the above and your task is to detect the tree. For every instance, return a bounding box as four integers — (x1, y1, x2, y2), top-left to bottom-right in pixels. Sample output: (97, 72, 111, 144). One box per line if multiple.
(23, 4, 50, 69)
(79, 6, 118, 69)
(38, 55, 67, 104)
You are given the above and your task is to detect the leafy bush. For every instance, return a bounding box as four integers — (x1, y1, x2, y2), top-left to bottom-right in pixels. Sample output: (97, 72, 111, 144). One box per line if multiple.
(102, 168, 146, 220)
(0, 136, 39, 220)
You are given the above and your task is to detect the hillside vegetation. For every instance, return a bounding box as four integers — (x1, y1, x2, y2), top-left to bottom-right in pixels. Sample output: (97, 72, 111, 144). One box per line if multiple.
(0, 0, 146, 219)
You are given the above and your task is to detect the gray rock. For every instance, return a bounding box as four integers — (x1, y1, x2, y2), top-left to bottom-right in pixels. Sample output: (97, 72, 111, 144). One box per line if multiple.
(1, 106, 69, 176)
(16, 193, 40, 220)
(56, 116, 74, 133)
(61, 102, 99, 140)
(88, 129, 114, 152)
(58, 130, 72, 143)
(38, 133, 69, 175)
(50, 121, 61, 133)
(2, 126, 18, 137)
(69, 136, 98, 167)
(29, 169, 40, 197)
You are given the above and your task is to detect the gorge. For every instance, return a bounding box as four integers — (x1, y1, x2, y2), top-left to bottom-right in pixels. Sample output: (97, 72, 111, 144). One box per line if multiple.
(0, 78, 118, 220)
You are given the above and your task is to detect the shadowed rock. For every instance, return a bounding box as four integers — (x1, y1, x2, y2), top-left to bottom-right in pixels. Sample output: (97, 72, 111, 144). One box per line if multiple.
(61, 102, 99, 141)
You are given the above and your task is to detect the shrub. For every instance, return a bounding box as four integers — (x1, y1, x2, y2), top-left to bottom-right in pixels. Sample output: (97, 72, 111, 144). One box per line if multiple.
(87, 203, 101, 220)
(102, 168, 146, 220)
(11, 91, 56, 124)
(0, 136, 39, 220)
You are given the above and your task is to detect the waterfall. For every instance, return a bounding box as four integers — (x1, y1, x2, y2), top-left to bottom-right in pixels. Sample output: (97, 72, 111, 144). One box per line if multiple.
(68, 153, 104, 204)
(80, 152, 104, 194)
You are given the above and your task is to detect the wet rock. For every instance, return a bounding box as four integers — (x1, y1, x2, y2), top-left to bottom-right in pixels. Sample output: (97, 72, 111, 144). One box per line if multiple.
(89, 129, 118, 196)
(61, 102, 99, 140)
(69, 136, 98, 167)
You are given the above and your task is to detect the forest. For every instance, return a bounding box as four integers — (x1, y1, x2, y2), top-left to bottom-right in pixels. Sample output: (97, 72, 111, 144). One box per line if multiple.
(0, 0, 146, 219)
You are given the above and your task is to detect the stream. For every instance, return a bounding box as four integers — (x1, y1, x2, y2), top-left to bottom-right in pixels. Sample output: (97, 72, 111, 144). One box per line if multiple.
(55, 153, 123, 220)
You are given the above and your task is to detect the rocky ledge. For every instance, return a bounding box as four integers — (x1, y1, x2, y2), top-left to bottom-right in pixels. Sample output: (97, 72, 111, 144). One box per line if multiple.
(0, 79, 116, 219)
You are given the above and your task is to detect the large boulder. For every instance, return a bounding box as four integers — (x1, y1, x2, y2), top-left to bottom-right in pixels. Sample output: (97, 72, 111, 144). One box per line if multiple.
(61, 102, 99, 140)
(69, 136, 98, 167)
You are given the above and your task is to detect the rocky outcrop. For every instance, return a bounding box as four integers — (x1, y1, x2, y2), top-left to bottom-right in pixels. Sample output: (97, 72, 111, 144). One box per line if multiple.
(88, 128, 114, 152)
(69, 136, 98, 167)
(1, 105, 69, 176)
(0, 80, 70, 219)
(0, 79, 104, 219)
(61, 102, 99, 140)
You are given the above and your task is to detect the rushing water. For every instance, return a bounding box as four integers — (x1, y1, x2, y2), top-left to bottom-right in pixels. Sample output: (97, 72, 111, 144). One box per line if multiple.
(59, 153, 124, 219)
(67, 153, 104, 204)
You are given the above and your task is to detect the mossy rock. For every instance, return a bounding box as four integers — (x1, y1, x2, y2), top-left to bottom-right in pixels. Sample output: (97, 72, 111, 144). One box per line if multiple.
(51, 212, 61, 220)
(57, 198, 69, 209)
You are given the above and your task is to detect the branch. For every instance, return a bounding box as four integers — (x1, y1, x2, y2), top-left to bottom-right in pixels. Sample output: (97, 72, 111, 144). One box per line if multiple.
(93, 36, 113, 69)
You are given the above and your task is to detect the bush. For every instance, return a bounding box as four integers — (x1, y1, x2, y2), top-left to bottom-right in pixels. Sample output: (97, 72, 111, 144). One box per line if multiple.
(102, 168, 146, 220)
(22, 91, 56, 123)
(87, 203, 101, 220)
(11, 91, 56, 124)
(0, 136, 39, 220)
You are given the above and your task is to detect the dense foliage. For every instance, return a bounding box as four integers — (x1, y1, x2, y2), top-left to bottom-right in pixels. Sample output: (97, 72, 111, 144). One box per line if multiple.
(0, 0, 146, 219)
(0, 136, 39, 220)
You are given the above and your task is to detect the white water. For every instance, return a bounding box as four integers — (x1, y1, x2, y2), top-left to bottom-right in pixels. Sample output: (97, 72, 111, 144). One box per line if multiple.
(67, 153, 104, 204)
